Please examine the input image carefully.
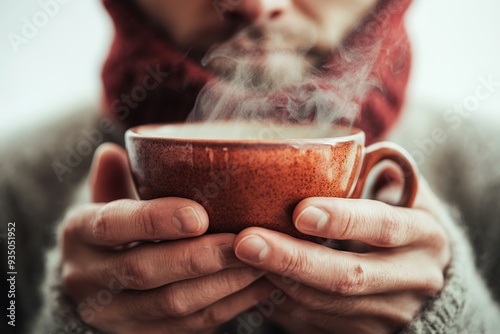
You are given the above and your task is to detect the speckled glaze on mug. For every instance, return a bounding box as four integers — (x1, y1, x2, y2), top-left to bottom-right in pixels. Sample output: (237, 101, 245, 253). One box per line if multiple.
(126, 122, 418, 240)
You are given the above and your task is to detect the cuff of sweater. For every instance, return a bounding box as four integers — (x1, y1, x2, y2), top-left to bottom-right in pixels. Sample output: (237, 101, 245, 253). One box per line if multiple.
(31, 246, 102, 334)
(402, 207, 498, 334)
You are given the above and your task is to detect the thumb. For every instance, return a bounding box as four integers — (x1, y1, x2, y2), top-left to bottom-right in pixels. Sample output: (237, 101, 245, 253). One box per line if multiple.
(89, 143, 136, 203)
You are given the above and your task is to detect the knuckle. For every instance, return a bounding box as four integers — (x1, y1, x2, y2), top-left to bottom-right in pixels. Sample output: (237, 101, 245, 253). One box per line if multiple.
(337, 208, 356, 240)
(231, 268, 257, 285)
(61, 209, 77, 231)
(335, 264, 366, 296)
(377, 306, 416, 329)
(378, 208, 405, 246)
(161, 288, 192, 317)
(132, 202, 161, 239)
(200, 305, 227, 326)
(278, 249, 307, 278)
(422, 269, 445, 296)
(60, 224, 75, 249)
(217, 268, 258, 293)
(61, 264, 81, 297)
(184, 240, 221, 276)
(60, 206, 86, 241)
(121, 252, 154, 289)
(92, 206, 113, 243)
(394, 310, 417, 327)
(186, 251, 212, 276)
(428, 224, 450, 254)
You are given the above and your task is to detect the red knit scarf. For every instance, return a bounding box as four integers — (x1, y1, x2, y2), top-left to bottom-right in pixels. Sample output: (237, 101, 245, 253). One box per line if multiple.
(102, 0, 412, 144)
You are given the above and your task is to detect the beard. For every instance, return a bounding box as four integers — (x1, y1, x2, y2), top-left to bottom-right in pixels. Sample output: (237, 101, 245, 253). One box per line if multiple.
(187, 24, 343, 125)
(201, 24, 327, 92)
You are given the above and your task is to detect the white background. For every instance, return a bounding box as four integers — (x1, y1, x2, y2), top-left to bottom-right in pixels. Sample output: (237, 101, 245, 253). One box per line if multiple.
(1, 0, 500, 136)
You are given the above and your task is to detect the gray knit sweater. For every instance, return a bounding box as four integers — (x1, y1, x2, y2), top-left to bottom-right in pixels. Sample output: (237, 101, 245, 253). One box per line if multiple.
(1, 102, 499, 334)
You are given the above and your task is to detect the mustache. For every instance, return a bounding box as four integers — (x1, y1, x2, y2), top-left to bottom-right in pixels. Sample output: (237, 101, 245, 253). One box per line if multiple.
(202, 24, 319, 66)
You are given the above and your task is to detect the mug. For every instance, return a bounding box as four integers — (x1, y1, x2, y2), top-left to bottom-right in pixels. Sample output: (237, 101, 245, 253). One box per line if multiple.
(125, 122, 418, 240)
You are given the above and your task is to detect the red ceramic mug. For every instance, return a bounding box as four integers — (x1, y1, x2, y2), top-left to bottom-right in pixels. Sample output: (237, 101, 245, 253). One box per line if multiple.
(126, 122, 418, 240)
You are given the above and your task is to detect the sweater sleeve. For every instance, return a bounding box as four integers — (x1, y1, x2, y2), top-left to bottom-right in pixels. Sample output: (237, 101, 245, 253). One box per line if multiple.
(389, 103, 500, 333)
(402, 206, 500, 333)
(0, 108, 124, 334)
(30, 242, 102, 334)
(27, 119, 126, 333)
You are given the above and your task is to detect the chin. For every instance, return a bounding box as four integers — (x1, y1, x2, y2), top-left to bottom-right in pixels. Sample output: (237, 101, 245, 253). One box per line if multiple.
(206, 50, 314, 92)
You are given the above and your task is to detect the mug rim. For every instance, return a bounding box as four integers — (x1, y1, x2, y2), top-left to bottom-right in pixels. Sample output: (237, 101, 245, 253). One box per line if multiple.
(126, 122, 365, 146)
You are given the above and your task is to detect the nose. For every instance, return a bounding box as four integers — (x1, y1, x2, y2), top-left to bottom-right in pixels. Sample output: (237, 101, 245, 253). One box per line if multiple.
(228, 0, 291, 23)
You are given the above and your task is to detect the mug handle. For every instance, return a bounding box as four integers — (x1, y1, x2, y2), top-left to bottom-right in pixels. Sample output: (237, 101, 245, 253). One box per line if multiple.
(350, 142, 419, 208)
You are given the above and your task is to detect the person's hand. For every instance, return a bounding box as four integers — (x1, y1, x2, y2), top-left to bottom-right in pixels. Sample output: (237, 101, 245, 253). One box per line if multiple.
(233, 177, 451, 334)
(59, 143, 267, 334)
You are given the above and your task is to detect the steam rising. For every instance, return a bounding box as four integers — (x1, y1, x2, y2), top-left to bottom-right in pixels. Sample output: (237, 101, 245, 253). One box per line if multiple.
(188, 23, 383, 136)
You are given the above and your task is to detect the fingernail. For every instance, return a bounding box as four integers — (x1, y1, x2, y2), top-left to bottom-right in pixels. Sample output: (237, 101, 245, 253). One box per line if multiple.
(172, 206, 202, 234)
(295, 206, 329, 232)
(236, 235, 269, 263)
(219, 243, 241, 267)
